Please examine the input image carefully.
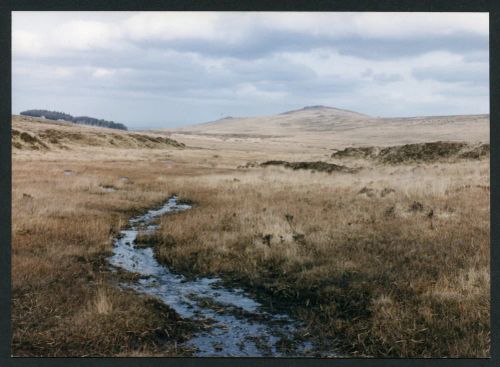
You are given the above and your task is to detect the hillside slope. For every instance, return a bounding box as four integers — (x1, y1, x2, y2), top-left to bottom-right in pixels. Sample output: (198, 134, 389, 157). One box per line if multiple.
(175, 106, 372, 136)
(12, 115, 184, 151)
(167, 106, 489, 152)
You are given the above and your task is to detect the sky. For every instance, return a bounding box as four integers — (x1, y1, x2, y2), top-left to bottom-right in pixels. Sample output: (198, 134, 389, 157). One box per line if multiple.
(12, 12, 489, 129)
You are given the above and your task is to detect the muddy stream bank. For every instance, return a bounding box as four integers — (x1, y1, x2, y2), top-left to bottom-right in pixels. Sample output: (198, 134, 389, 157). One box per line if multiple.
(108, 196, 336, 357)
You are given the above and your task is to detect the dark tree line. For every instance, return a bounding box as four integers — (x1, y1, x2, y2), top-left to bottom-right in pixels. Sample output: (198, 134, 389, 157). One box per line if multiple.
(72, 116, 128, 130)
(20, 109, 73, 122)
(20, 109, 128, 130)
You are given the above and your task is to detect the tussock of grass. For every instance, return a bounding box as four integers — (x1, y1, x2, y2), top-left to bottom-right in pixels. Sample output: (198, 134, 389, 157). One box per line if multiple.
(332, 141, 489, 164)
(92, 287, 114, 315)
(260, 160, 358, 173)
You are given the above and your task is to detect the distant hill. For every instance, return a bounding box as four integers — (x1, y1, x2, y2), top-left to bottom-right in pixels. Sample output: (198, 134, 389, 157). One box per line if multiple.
(168, 105, 489, 147)
(279, 105, 369, 118)
(173, 105, 372, 136)
(20, 109, 128, 131)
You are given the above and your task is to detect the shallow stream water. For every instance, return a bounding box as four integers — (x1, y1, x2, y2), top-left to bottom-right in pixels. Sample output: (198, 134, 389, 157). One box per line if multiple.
(108, 196, 333, 357)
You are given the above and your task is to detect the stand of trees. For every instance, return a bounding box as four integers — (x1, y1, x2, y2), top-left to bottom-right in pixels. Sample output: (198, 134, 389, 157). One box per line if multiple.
(20, 109, 128, 130)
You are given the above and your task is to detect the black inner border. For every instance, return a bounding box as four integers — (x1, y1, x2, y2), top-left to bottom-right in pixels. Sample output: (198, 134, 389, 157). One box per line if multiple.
(0, 1, 497, 367)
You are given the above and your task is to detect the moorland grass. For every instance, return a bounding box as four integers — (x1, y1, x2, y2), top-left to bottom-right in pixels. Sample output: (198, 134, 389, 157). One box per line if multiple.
(12, 116, 490, 357)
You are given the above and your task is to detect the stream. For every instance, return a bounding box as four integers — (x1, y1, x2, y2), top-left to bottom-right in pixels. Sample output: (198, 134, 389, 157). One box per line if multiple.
(108, 196, 332, 357)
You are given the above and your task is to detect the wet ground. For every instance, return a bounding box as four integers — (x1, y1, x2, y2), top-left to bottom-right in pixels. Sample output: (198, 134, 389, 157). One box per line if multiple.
(108, 196, 335, 357)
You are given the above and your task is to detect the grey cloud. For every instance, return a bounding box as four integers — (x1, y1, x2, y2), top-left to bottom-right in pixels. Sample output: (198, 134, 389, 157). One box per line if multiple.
(335, 32, 488, 60)
(372, 73, 403, 83)
(361, 69, 403, 83)
(412, 64, 488, 85)
(126, 29, 488, 61)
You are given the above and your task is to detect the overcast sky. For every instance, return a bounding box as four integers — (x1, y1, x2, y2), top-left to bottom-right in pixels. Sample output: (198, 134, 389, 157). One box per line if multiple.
(12, 12, 489, 129)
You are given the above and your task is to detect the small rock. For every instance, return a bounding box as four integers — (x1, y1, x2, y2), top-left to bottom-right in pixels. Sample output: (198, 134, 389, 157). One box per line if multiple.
(384, 206, 396, 218)
(380, 188, 395, 197)
(359, 187, 376, 197)
(293, 233, 306, 245)
(410, 201, 424, 212)
(262, 234, 273, 246)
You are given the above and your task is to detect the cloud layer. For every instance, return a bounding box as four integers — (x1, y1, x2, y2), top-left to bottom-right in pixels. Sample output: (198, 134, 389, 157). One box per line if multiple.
(12, 12, 489, 128)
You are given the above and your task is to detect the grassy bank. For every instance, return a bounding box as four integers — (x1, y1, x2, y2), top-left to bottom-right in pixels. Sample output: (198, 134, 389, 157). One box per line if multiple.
(152, 160, 490, 357)
(12, 158, 199, 356)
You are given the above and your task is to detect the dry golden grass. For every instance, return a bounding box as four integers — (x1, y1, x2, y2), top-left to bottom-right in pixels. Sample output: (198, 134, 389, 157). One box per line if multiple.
(12, 115, 490, 357)
(12, 157, 198, 356)
(12, 115, 184, 153)
(152, 161, 490, 357)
